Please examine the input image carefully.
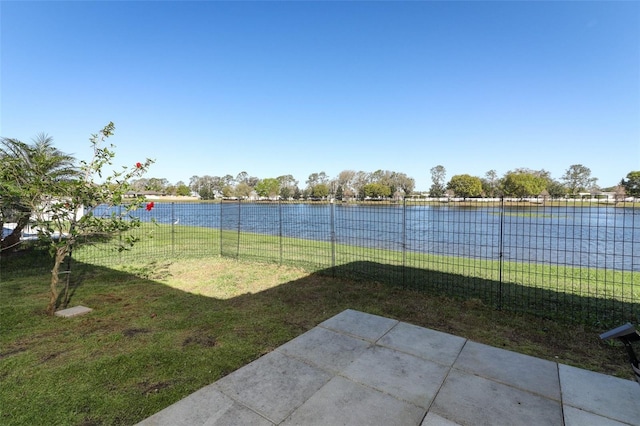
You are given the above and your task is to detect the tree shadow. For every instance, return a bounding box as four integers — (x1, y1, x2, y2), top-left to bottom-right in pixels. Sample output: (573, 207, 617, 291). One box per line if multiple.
(320, 261, 639, 326)
(3, 252, 638, 326)
(1, 242, 53, 279)
(0, 232, 114, 279)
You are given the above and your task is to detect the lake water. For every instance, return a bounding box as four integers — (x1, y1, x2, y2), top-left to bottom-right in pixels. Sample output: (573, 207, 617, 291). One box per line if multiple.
(94, 202, 639, 271)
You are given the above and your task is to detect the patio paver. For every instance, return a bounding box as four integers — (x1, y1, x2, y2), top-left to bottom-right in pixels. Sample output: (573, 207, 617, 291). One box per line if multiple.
(318, 308, 398, 341)
(430, 368, 563, 426)
(281, 376, 425, 425)
(137, 385, 275, 426)
(137, 309, 640, 426)
(213, 350, 331, 424)
(563, 405, 629, 426)
(559, 363, 640, 425)
(276, 326, 371, 374)
(377, 321, 466, 366)
(341, 345, 449, 409)
(454, 340, 561, 400)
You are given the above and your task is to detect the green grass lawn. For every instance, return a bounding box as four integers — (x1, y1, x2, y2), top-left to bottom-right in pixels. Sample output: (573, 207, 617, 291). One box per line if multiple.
(1, 225, 638, 425)
(1, 248, 638, 425)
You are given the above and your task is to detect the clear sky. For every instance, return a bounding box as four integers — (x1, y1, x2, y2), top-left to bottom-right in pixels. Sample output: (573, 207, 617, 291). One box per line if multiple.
(2, 1, 639, 191)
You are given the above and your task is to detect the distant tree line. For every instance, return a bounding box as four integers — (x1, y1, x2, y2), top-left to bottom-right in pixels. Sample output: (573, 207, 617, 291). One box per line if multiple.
(139, 166, 640, 201)
(184, 170, 415, 201)
(430, 164, 638, 201)
(129, 178, 191, 197)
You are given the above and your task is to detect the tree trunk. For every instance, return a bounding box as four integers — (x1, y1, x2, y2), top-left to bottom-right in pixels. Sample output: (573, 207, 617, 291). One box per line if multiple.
(46, 246, 69, 315)
(61, 245, 74, 309)
(1, 213, 30, 252)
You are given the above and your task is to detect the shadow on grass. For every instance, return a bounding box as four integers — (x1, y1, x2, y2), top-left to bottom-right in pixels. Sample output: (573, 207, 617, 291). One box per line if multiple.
(1, 243, 53, 278)
(1, 242, 105, 312)
(3, 251, 638, 326)
(0, 232, 116, 279)
(320, 261, 640, 327)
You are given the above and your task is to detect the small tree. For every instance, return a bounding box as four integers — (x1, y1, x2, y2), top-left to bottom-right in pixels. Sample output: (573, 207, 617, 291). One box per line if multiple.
(546, 179, 567, 199)
(311, 183, 330, 199)
(363, 183, 391, 199)
(276, 174, 298, 200)
(1, 134, 78, 252)
(255, 178, 280, 199)
(392, 172, 415, 198)
(429, 165, 446, 197)
(502, 171, 547, 199)
(175, 184, 191, 196)
(562, 164, 597, 197)
(482, 169, 500, 198)
(447, 174, 483, 198)
(614, 183, 627, 203)
(26, 123, 153, 315)
(622, 171, 640, 197)
(234, 182, 252, 199)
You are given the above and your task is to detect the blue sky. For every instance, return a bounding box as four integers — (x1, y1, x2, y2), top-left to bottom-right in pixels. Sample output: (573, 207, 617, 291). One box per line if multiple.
(2, 1, 638, 191)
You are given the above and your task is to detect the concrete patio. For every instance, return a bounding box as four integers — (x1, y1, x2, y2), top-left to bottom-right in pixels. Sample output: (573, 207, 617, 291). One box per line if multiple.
(138, 309, 640, 425)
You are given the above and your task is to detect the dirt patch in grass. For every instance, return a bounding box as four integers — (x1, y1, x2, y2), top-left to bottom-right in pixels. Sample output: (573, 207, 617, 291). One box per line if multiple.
(122, 328, 151, 338)
(139, 381, 174, 396)
(182, 334, 217, 348)
(0, 347, 27, 360)
(39, 351, 70, 364)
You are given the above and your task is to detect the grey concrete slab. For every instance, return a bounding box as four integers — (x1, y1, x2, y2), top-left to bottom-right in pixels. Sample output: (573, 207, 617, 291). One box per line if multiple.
(342, 345, 449, 409)
(559, 363, 640, 425)
(214, 350, 331, 424)
(281, 376, 426, 426)
(136, 385, 274, 426)
(377, 322, 466, 366)
(54, 305, 92, 317)
(454, 340, 561, 400)
(319, 309, 399, 342)
(201, 403, 274, 426)
(563, 406, 630, 426)
(431, 369, 563, 426)
(276, 326, 371, 374)
(137, 310, 640, 426)
(420, 412, 462, 426)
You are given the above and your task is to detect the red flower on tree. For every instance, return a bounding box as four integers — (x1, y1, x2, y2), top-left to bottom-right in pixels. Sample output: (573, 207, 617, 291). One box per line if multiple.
(146, 202, 154, 211)
(136, 162, 142, 168)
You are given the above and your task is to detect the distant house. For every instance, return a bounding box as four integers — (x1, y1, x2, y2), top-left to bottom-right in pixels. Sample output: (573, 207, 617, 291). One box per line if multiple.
(125, 190, 165, 198)
(2, 199, 85, 240)
(578, 191, 616, 202)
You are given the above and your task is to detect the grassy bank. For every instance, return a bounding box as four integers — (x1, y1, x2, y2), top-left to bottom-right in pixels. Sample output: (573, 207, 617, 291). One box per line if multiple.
(73, 222, 639, 325)
(0, 252, 636, 425)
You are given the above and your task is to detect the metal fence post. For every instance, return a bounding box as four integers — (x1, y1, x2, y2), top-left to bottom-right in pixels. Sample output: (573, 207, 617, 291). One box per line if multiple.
(236, 199, 241, 259)
(498, 197, 505, 310)
(279, 199, 283, 265)
(402, 198, 407, 288)
(219, 201, 223, 257)
(118, 204, 123, 263)
(330, 199, 336, 275)
(171, 202, 175, 257)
